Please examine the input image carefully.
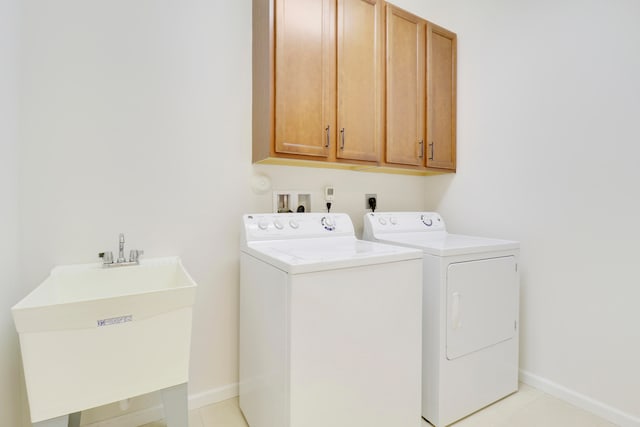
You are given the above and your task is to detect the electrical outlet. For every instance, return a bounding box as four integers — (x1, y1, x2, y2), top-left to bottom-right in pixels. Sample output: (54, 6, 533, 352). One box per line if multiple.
(365, 194, 377, 210)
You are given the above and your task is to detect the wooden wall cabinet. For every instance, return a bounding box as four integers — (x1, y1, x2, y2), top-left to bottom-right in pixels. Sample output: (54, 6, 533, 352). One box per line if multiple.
(253, 0, 456, 174)
(426, 22, 457, 170)
(274, 0, 335, 159)
(385, 5, 426, 167)
(253, 0, 383, 166)
(384, 4, 457, 172)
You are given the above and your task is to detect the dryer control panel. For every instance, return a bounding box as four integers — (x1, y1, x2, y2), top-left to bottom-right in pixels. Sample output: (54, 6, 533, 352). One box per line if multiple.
(363, 212, 446, 240)
(242, 213, 355, 243)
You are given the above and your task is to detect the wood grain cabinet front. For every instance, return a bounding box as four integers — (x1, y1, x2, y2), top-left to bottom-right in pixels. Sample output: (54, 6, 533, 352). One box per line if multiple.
(384, 4, 457, 172)
(274, 0, 335, 158)
(426, 21, 457, 171)
(253, 0, 456, 174)
(385, 4, 426, 168)
(253, 0, 383, 165)
(336, 0, 383, 163)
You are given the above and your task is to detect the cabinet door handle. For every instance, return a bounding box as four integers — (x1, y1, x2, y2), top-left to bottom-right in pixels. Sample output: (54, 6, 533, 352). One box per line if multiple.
(418, 140, 424, 158)
(340, 128, 345, 150)
(428, 141, 434, 160)
(325, 125, 330, 148)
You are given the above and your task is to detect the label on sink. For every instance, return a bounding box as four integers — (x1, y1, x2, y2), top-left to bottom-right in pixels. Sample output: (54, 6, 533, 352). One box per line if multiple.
(97, 315, 133, 327)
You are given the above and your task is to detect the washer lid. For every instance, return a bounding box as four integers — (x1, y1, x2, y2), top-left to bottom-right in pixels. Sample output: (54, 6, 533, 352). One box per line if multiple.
(243, 236, 422, 274)
(373, 232, 519, 256)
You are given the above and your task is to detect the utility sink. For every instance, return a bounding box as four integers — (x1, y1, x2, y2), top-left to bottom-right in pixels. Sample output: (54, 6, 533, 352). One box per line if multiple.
(12, 256, 197, 424)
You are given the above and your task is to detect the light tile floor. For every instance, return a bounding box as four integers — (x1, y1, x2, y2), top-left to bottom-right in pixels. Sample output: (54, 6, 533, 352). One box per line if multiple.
(142, 383, 617, 427)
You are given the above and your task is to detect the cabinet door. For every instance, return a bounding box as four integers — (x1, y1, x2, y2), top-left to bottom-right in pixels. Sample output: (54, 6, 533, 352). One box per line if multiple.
(336, 0, 382, 162)
(385, 5, 425, 166)
(426, 22, 456, 170)
(275, 0, 336, 157)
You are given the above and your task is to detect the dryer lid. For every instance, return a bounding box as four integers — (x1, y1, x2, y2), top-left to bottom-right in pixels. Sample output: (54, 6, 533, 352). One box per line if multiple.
(363, 212, 519, 256)
(374, 232, 519, 256)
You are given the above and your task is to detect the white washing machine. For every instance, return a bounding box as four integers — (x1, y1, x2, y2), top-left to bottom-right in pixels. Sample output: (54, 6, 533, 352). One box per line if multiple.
(363, 212, 520, 427)
(239, 213, 423, 427)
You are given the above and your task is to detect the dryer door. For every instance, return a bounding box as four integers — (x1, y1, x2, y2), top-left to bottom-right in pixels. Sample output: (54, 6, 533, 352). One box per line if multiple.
(446, 256, 518, 360)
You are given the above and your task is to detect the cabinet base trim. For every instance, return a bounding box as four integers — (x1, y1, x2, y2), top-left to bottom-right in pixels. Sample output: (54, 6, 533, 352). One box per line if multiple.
(255, 157, 453, 176)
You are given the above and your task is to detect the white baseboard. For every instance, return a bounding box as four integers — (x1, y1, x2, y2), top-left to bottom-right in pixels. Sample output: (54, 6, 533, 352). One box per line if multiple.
(72, 374, 640, 427)
(520, 369, 640, 427)
(84, 406, 164, 427)
(188, 382, 239, 410)
(83, 382, 239, 427)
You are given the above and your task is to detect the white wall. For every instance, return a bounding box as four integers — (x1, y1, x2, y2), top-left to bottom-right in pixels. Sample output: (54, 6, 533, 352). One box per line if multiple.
(0, 0, 28, 425)
(17, 0, 639, 425)
(393, 0, 640, 424)
(16, 0, 427, 423)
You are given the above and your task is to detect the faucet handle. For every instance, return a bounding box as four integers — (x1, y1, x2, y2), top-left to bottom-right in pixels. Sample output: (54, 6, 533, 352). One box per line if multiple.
(129, 249, 144, 263)
(99, 251, 114, 264)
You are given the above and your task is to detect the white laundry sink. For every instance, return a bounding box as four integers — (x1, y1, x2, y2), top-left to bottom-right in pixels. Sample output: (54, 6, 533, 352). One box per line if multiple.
(12, 256, 197, 424)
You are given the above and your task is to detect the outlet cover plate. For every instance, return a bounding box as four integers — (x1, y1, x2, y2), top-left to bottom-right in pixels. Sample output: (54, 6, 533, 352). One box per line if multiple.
(365, 193, 377, 209)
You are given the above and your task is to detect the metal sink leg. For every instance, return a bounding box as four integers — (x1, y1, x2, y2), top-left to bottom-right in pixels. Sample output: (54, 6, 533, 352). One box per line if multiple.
(33, 412, 79, 427)
(161, 382, 188, 426)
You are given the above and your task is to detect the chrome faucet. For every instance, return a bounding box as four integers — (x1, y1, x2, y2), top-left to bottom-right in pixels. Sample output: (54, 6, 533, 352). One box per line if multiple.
(99, 233, 144, 267)
(117, 233, 126, 263)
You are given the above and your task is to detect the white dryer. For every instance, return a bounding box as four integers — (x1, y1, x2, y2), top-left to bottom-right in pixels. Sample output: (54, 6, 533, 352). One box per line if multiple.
(363, 212, 520, 427)
(240, 213, 423, 427)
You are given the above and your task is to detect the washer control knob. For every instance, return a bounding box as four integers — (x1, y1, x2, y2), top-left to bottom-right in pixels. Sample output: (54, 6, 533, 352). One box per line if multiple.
(378, 217, 387, 225)
(321, 216, 335, 231)
(289, 220, 299, 229)
(258, 221, 269, 230)
(421, 214, 433, 227)
(389, 217, 398, 225)
(273, 220, 284, 230)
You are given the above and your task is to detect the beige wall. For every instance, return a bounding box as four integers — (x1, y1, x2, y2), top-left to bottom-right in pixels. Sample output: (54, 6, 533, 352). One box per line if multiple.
(14, 0, 427, 424)
(392, 0, 640, 423)
(0, 0, 27, 425)
(11, 0, 640, 425)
